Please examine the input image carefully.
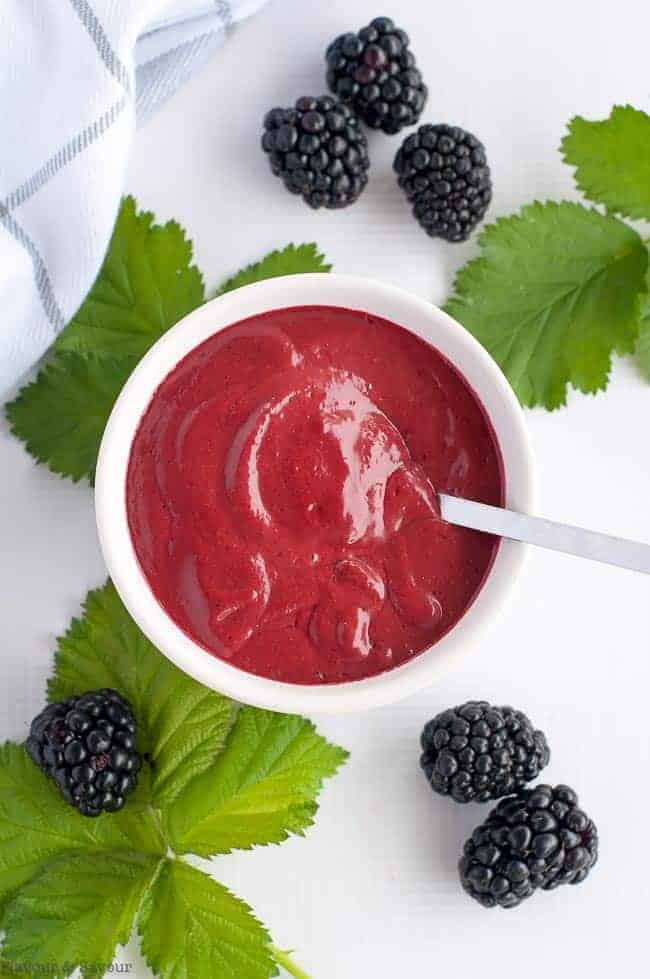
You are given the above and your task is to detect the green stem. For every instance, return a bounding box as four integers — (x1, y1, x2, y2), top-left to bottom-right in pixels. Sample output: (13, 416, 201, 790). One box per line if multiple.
(269, 945, 312, 979)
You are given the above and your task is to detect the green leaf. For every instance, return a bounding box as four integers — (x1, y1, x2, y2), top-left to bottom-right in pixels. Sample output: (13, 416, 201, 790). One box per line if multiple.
(166, 707, 348, 857)
(216, 244, 331, 296)
(138, 859, 276, 979)
(636, 319, 650, 379)
(635, 247, 650, 379)
(0, 743, 164, 921)
(2, 852, 160, 979)
(445, 201, 648, 409)
(562, 105, 650, 221)
(5, 352, 135, 485)
(54, 196, 204, 360)
(6, 196, 204, 484)
(48, 581, 234, 809)
(0, 959, 31, 977)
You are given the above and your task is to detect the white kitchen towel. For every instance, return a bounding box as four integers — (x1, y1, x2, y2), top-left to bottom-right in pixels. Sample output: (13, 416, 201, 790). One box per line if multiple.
(0, 0, 271, 396)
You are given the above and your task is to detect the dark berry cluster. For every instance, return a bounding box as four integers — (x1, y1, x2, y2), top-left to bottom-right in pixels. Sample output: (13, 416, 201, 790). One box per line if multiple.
(420, 701, 550, 803)
(394, 124, 493, 241)
(420, 701, 598, 909)
(260, 18, 492, 238)
(325, 16, 427, 134)
(459, 784, 599, 909)
(26, 689, 141, 817)
(262, 96, 369, 209)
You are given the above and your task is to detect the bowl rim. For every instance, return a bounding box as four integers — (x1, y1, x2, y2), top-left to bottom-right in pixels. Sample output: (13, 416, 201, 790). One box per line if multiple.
(95, 273, 535, 713)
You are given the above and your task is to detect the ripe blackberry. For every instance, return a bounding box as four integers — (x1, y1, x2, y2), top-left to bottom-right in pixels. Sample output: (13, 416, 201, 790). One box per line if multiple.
(394, 124, 492, 242)
(420, 701, 550, 803)
(459, 784, 599, 909)
(261, 96, 369, 209)
(26, 689, 141, 818)
(325, 16, 427, 134)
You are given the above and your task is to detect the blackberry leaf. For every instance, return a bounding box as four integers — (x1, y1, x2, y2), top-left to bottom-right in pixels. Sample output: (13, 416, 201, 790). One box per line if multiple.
(562, 105, 650, 221)
(0, 961, 28, 977)
(5, 352, 135, 485)
(445, 201, 647, 409)
(2, 852, 160, 978)
(54, 196, 204, 360)
(138, 859, 276, 979)
(47, 582, 234, 809)
(636, 323, 650, 379)
(635, 250, 650, 379)
(216, 243, 331, 296)
(166, 707, 348, 857)
(0, 743, 164, 921)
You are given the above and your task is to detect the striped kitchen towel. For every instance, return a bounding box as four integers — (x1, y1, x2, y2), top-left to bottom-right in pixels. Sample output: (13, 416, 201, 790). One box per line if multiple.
(0, 0, 271, 396)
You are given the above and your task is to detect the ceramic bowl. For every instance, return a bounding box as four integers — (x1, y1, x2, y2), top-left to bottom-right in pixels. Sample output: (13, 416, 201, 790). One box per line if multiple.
(95, 274, 535, 713)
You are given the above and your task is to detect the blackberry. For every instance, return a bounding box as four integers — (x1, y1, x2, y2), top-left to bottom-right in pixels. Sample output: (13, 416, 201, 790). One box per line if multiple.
(325, 16, 427, 134)
(420, 701, 549, 803)
(459, 784, 599, 908)
(261, 96, 369, 209)
(26, 689, 141, 818)
(394, 124, 492, 241)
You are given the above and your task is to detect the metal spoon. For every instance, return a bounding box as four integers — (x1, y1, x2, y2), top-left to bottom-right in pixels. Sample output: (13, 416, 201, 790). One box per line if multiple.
(439, 494, 650, 575)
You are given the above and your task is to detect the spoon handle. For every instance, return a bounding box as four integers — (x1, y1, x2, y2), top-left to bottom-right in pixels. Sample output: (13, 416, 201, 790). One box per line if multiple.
(439, 493, 650, 575)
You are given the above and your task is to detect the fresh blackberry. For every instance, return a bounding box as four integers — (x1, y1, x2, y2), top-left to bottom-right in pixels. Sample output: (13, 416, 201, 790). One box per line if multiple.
(26, 689, 141, 818)
(394, 124, 492, 241)
(420, 701, 549, 803)
(325, 17, 427, 134)
(459, 784, 599, 909)
(261, 96, 369, 209)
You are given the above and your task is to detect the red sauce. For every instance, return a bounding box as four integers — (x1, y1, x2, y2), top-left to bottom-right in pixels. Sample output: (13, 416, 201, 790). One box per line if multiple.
(127, 306, 504, 684)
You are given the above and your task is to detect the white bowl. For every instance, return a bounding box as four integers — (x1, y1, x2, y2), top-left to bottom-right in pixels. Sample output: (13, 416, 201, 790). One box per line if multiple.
(96, 274, 534, 714)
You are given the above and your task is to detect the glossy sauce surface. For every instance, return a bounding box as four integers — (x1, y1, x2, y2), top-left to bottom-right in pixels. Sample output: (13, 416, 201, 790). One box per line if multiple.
(127, 306, 504, 684)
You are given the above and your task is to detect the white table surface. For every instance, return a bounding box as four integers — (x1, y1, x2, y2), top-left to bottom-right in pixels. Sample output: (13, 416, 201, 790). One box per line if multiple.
(2, 1, 649, 976)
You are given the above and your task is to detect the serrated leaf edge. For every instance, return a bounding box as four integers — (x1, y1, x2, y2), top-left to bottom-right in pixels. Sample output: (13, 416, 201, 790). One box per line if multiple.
(445, 199, 647, 409)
